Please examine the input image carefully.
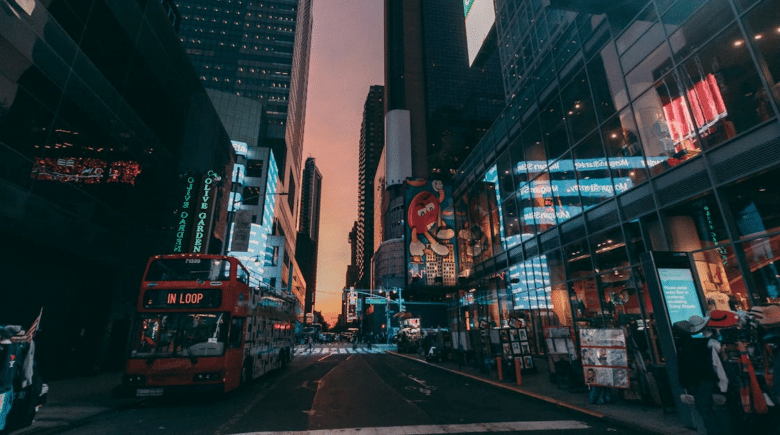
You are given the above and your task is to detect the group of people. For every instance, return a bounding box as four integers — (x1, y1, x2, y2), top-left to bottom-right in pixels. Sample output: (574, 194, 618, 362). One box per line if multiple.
(673, 306, 780, 434)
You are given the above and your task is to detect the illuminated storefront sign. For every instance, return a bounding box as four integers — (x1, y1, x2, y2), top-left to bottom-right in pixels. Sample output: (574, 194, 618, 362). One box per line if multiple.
(173, 174, 198, 253)
(31, 157, 141, 185)
(191, 170, 219, 253)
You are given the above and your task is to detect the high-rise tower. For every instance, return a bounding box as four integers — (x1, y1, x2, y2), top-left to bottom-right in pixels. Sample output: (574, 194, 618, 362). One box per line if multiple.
(175, 0, 313, 300)
(297, 157, 322, 318)
(355, 86, 385, 289)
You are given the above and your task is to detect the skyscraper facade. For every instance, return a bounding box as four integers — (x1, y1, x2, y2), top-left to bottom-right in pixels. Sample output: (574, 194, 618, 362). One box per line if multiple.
(175, 0, 314, 300)
(355, 86, 385, 289)
(0, 0, 234, 378)
(297, 157, 323, 317)
(379, 0, 504, 310)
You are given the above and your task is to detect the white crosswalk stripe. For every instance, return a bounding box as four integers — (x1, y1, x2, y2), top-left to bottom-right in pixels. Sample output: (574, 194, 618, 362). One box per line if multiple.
(229, 420, 591, 434)
(293, 345, 393, 356)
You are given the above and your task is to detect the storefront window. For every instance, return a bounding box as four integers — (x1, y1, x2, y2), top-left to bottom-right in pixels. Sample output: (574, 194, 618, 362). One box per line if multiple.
(633, 71, 702, 176)
(572, 131, 613, 210)
(739, 235, 780, 303)
(590, 227, 629, 272)
(692, 245, 751, 311)
(565, 239, 594, 277)
(572, 276, 601, 322)
(602, 108, 650, 188)
(547, 248, 566, 284)
(676, 25, 768, 150)
(549, 152, 581, 225)
(663, 192, 729, 251)
(743, 0, 780, 113)
(720, 167, 780, 239)
(623, 221, 646, 265)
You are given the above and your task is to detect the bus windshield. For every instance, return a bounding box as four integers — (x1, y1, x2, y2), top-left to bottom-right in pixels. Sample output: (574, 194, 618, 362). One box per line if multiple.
(145, 258, 230, 282)
(130, 312, 229, 358)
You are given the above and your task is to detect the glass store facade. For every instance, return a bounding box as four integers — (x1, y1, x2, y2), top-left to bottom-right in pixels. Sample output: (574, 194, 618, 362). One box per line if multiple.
(451, 0, 780, 369)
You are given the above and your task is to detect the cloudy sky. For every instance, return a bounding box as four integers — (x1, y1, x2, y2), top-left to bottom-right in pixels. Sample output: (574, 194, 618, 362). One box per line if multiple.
(301, 1, 384, 325)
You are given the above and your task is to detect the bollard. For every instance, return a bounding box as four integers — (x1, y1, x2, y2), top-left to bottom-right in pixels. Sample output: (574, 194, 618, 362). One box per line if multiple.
(514, 357, 522, 385)
(496, 357, 503, 380)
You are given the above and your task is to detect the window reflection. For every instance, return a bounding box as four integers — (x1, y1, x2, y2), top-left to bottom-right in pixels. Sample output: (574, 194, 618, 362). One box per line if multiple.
(721, 167, 780, 240)
(633, 71, 699, 176)
(743, 0, 780, 110)
(739, 235, 780, 303)
(549, 153, 581, 226)
(602, 108, 649, 186)
(677, 25, 768, 150)
(573, 131, 613, 210)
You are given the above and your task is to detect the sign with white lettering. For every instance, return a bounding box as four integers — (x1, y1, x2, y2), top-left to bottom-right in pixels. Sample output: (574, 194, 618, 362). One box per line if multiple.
(658, 268, 704, 326)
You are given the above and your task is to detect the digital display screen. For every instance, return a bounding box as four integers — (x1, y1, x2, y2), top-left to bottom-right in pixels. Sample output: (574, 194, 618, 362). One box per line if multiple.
(464, 0, 495, 65)
(143, 289, 222, 309)
(657, 268, 703, 326)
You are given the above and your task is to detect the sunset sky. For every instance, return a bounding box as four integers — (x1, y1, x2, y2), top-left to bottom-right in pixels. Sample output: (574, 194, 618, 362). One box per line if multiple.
(301, 1, 384, 326)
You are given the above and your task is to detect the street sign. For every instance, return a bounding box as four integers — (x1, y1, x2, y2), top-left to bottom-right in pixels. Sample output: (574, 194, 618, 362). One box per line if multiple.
(365, 297, 387, 305)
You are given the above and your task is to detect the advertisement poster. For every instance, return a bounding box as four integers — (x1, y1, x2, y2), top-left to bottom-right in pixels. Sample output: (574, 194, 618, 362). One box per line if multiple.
(405, 178, 457, 287)
(579, 328, 629, 389)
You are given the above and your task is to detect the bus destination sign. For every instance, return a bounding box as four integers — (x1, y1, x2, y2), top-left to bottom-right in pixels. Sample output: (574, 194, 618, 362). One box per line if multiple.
(143, 289, 222, 309)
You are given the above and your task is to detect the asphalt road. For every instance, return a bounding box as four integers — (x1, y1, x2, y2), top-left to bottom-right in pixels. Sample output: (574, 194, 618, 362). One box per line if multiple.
(48, 346, 635, 434)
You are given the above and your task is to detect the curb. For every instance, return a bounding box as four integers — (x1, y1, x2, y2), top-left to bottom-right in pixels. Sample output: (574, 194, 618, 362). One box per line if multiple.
(389, 351, 673, 435)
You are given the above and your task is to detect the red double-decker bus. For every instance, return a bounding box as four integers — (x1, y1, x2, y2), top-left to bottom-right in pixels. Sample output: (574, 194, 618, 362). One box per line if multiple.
(119, 254, 297, 398)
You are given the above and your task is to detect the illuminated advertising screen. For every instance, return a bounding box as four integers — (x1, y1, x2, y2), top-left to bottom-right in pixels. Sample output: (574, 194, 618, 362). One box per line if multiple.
(657, 268, 704, 327)
(143, 289, 222, 309)
(463, 0, 495, 66)
(405, 178, 458, 287)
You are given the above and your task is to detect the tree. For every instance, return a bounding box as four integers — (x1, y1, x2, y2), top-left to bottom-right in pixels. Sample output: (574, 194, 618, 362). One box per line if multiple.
(313, 311, 330, 331)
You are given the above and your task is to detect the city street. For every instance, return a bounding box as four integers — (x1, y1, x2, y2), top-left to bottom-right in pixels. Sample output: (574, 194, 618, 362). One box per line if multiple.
(21, 346, 637, 435)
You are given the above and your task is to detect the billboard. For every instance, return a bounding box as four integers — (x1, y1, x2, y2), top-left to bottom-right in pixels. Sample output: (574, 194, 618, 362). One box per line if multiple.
(405, 178, 457, 287)
(463, 0, 495, 65)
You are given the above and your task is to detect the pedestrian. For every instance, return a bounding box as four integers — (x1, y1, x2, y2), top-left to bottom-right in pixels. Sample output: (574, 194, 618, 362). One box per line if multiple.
(308, 335, 313, 351)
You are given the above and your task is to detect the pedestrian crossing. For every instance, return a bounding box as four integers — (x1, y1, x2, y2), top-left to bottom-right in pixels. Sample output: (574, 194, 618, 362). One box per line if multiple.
(293, 344, 395, 356)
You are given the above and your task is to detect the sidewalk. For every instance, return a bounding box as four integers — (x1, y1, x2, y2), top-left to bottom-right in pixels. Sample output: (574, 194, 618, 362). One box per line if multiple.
(393, 351, 694, 435)
(12, 372, 135, 435)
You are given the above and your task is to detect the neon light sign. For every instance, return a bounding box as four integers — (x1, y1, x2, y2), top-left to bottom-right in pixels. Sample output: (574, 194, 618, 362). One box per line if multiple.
(173, 175, 196, 253)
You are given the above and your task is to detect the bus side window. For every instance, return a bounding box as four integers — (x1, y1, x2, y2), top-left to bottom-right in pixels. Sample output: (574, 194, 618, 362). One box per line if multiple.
(236, 266, 248, 284)
(229, 317, 244, 349)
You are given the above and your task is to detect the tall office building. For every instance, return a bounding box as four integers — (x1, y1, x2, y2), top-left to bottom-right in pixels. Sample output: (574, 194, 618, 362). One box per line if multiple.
(355, 86, 385, 289)
(379, 0, 504, 310)
(384, 0, 504, 180)
(297, 157, 322, 318)
(0, 1, 234, 378)
(175, 0, 314, 299)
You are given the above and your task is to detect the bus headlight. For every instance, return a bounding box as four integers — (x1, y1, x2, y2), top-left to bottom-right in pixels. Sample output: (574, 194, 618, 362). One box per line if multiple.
(124, 374, 146, 385)
(193, 372, 221, 382)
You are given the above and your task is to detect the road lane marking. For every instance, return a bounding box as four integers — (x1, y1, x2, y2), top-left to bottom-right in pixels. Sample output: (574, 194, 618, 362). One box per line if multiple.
(229, 420, 591, 434)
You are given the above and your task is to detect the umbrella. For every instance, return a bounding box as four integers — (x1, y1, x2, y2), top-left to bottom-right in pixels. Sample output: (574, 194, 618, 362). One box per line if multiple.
(394, 311, 414, 319)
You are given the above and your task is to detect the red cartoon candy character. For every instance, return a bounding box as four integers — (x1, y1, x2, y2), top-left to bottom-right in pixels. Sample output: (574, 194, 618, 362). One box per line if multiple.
(408, 180, 455, 257)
